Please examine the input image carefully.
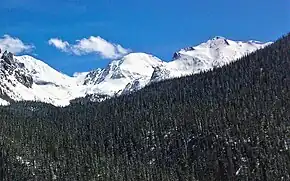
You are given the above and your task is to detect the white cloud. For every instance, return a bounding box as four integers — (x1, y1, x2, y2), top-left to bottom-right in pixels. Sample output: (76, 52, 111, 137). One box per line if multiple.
(48, 38, 70, 52)
(0, 35, 34, 54)
(48, 36, 130, 59)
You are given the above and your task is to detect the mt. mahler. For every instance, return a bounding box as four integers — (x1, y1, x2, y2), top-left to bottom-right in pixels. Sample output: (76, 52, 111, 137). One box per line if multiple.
(0, 37, 271, 106)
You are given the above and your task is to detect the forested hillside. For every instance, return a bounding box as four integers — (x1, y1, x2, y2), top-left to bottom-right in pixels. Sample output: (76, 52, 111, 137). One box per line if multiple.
(0, 34, 289, 181)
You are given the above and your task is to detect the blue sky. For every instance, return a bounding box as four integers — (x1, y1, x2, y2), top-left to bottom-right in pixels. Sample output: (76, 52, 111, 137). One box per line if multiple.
(0, 0, 289, 75)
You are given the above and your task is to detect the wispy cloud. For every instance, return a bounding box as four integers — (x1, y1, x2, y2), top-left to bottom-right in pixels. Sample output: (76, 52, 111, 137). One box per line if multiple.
(0, 35, 34, 54)
(48, 38, 70, 52)
(49, 36, 131, 59)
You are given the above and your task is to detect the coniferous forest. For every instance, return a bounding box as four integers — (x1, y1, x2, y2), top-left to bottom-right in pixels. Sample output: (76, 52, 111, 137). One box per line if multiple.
(0, 34, 290, 181)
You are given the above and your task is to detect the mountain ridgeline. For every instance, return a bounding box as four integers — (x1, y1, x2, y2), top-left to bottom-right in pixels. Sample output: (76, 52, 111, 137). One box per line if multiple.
(0, 34, 290, 181)
(0, 37, 270, 106)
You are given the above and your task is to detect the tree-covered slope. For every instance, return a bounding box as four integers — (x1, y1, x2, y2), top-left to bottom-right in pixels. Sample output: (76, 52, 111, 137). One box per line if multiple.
(0, 34, 289, 181)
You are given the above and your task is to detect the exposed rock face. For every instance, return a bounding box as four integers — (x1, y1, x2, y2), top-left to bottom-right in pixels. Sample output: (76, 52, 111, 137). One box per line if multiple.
(0, 51, 33, 89)
(83, 68, 103, 85)
(150, 66, 172, 82)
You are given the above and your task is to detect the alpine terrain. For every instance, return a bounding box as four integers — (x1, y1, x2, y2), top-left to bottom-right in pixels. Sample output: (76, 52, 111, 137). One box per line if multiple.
(0, 37, 271, 106)
(0, 34, 289, 181)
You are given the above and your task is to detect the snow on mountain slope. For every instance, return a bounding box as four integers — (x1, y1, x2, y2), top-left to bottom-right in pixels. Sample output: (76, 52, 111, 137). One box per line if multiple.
(82, 53, 164, 96)
(16, 55, 75, 86)
(150, 37, 271, 82)
(0, 98, 9, 106)
(175, 37, 270, 67)
(0, 37, 271, 106)
(16, 56, 87, 106)
(73, 72, 90, 85)
(0, 53, 85, 106)
(15, 55, 86, 106)
(0, 51, 34, 102)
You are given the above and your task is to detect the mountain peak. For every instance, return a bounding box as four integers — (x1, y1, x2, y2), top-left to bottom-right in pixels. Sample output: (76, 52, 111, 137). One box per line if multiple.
(123, 52, 152, 58)
(118, 52, 163, 67)
(1, 51, 14, 63)
(0, 37, 271, 106)
(211, 36, 227, 40)
(206, 36, 230, 47)
(82, 52, 164, 96)
(0, 51, 33, 89)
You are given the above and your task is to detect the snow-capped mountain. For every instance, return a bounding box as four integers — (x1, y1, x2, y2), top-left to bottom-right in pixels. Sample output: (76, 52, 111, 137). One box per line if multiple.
(0, 37, 271, 106)
(0, 52, 85, 106)
(82, 53, 164, 96)
(150, 36, 272, 82)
